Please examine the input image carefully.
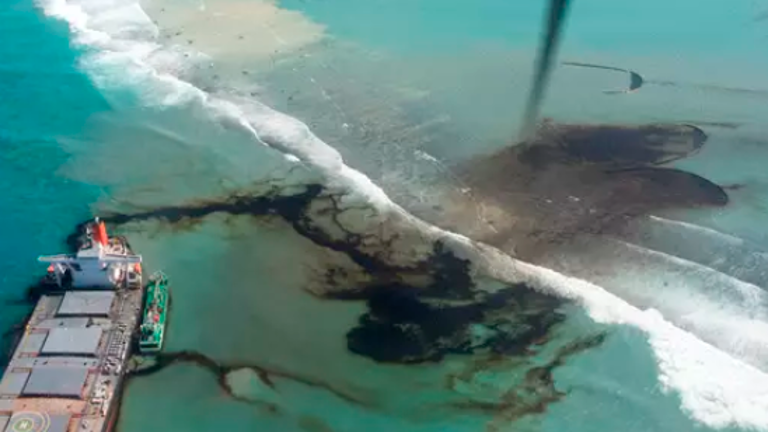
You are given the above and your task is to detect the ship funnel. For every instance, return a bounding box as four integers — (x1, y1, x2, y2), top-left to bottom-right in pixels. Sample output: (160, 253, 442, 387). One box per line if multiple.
(94, 220, 109, 246)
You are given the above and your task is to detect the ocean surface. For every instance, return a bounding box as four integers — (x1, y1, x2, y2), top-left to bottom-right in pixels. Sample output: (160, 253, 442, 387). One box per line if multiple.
(2, 0, 768, 431)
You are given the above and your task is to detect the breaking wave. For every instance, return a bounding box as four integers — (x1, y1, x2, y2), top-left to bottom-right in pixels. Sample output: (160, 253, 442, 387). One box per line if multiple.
(626, 216, 768, 288)
(649, 216, 748, 247)
(39, 0, 768, 429)
(541, 235, 768, 371)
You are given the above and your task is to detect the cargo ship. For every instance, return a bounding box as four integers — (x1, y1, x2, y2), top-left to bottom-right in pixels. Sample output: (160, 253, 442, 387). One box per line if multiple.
(138, 273, 169, 354)
(0, 218, 151, 432)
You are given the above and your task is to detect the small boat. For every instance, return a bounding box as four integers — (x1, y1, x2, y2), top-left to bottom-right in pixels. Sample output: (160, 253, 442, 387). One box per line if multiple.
(138, 271, 170, 354)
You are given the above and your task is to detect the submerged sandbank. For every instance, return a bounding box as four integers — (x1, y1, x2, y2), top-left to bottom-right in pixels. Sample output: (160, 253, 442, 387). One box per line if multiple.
(141, 0, 325, 61)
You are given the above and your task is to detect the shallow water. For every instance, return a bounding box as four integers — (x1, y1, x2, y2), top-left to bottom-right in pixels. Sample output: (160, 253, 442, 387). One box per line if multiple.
(2, 0, 768, 431)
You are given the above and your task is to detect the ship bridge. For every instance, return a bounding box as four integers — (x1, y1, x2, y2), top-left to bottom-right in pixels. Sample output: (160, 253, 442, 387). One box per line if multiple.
(37, 219, 142, 289)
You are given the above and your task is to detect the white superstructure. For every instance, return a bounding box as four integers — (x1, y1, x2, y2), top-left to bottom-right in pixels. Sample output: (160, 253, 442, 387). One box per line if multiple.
(38, 218, 143, 289)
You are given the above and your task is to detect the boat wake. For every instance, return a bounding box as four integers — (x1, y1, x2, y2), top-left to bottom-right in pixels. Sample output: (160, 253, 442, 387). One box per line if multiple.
(38, 0, 768, 430)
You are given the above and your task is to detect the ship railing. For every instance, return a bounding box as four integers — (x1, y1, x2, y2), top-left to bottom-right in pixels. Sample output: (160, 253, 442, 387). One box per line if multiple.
(38, 253, 142, 263)
(37, 254, 75, 262)
(149, 270, 168, 283)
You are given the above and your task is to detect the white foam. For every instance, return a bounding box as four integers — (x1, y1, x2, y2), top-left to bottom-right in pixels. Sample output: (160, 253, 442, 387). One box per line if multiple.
(489, 257, 768, 431)
(552, 237, 768, 371)
(613, 239, 766, 312)
(649, 215, 747, 246)
(36, 1, 768, 429)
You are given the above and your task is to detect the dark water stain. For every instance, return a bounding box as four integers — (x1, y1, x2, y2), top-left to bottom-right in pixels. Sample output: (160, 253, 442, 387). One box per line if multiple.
(722, 183, 746, 191)
(449, 333, 606, 429)
(562, 61, 644, 93)
(561, 61, 768, 99)
(54, 182, 570, 368)
(34, 120, 728, 426)
(95, 184, 415, 276)
(54, 122, 723, 421)
(53, 176, 584, 418)
(126, 350, 370, 410)
(456, 122, 727, 259)
(346, 282, 565, 363)
(518, 122, 707, 169)
(676, 120, 743, 130)
(650, 79, 768, 98)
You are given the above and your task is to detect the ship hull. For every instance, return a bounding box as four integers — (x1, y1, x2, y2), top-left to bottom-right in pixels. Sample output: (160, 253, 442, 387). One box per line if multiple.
(0, 218, 148, 432)
(138, 273, 170, 355)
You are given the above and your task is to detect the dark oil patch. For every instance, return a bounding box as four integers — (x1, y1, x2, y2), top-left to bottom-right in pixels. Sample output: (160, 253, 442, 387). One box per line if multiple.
(676, 120, 743, 130)
(47, 122, 717, 423)
(650, 80, 768, 99)
(63, 185, 567, 366)
(127, 350, 371, 411)
(53, 179, 583, 418)
(517, 122, 706, 169)
(31, 120, 726, 427)
(456, 122, 727, 259)
(561, 61, 768, 99)
(449, 333, 606, 428)
(346, 282, 565, 363)
(561, 61, 644, 93)
(722, 183, 746, 191)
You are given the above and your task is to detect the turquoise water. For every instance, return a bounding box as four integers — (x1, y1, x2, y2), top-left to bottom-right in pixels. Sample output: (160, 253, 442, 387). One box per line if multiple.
(0, 0, 103, 362)
(281, 0, 764, 55)
(2, 0, 768, 431)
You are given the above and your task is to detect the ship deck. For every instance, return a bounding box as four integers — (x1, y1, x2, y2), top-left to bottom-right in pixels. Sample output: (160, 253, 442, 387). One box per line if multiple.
(0, 286, 144, 432)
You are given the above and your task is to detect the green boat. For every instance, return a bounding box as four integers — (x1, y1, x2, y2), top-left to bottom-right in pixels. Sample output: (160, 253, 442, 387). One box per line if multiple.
(139, 271, 170, 354)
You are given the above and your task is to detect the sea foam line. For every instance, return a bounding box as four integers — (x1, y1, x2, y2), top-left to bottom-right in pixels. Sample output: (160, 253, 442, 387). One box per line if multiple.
(37, 0, 768, 429)
(504, 257, 768, 429)
(550, 236, 768, 373)
(649, 215, 748, 246)
(612, 239, 767, 311)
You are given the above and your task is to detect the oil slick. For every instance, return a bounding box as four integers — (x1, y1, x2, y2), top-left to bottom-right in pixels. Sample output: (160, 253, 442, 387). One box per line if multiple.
(448, 333, 606, 431)
(49, 120, 731, 428)
(126, 350, 370, 410)
(561, 61, 644, 94)
(561, 61, 768, 99)
(85, 190, 574, 366)
(453, 121, 726, 260)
